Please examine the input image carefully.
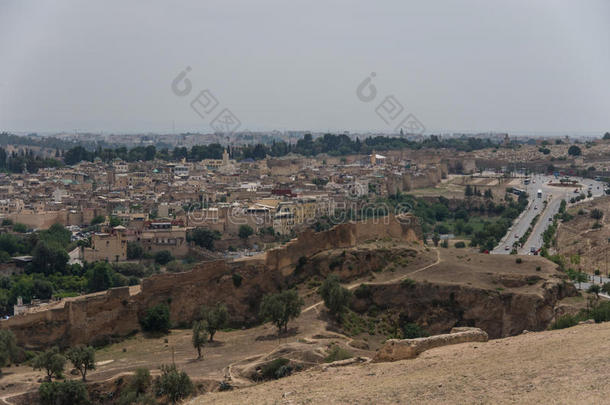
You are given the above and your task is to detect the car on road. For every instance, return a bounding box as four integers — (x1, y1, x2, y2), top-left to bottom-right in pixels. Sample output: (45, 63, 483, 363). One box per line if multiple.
(534, 205, 537, 210)
(505, 246, 510, 251)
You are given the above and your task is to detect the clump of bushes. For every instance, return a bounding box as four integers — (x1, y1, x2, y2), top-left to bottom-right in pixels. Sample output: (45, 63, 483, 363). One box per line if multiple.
(232, 273, 242, 287)
(324, 345, 353, 363)
(259, 357, 292, 380)
(154, 364, 193, 404)
(454, 241, 466, 248)
(549, 314, 582, 330)
(140, 303, 171, 334)
(354, 284, 372, 299)
(400, 278, 416, 288)
(39, 380, 89, 405)
(401, 322, 429, 339)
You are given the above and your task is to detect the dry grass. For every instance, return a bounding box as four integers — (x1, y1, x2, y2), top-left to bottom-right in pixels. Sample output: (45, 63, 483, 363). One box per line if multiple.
(192, 322, 610, 405)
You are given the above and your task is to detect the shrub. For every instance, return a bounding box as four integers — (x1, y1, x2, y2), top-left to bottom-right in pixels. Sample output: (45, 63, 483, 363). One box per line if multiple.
(587, 284, 601, 297)
(401, 322, 429, 339)
(590, 301, 610, 323)
(39, 380, 90, 405)
(259, 358, 290, 380)
(232, 273, 242, 287)
(90, 215, 105, 225)
(140, 303, 171, 334)
(118, 368, 152, 405)
(12, 223, 27, 233)
(454, 241, 466, 248)
(238, 225, 254, 240)
(154, 250, 174, 265)
(154, 364, 193, 404)
(165, 261, 186, 273)
(187, 227, 221, 250)
(126, 242, 143, 260)
(549, 314, 581, 330)
(400, 278, 416, 288)
(353, 284, 372, 299)
(324, 345, 354, 363)
(516, 258, 522, 264)
(218, 381, 233, 391)
(590, 209, 604, 220)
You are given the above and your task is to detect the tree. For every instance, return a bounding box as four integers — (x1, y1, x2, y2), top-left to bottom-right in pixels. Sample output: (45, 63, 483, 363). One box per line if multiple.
(33, 347, 66, 380)
(568, 145, 582, 156)
(574, 271, 588, 289)
(126, 242, 144, 260)
(590, 209, 604, 220)
(200, 303, 228, 342)
(140, 303, 171, 333)
(66, 345, 96, 381)
(432, 233, 440, 247)
(39, 380, 90, 405)
(259, 290, 304, 334)
(587, 284, 601, 298)
(603, 132, 610, 140)
(154, 364, 193, 405)
(154, 250, 174, 265)
(187, 228, 221, 250)
(108, 216, 122, 227)
(602, 282, 610, 295)
(0, 330, 17, 374)
(318, 275, 352, 319)
(464, 184, 473, 197)
(87, 262, 113, 292)
(30, 240, 69, 276)
(12, 222, 27, 233)
(90, 215, 105, 226)
(238, 225, 254, 240)
(191, 320, 208, 359)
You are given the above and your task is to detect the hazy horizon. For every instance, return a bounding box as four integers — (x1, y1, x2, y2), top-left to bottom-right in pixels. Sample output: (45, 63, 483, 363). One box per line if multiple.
(1, 0, 609, 135)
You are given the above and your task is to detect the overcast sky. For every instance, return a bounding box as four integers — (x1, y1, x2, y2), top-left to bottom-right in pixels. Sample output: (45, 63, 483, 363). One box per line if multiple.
(0, 0, 608, 135)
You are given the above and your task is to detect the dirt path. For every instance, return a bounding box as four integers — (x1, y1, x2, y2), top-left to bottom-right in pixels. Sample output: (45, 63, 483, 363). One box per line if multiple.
(223, 248, 440, 385)
(303, 248, 441, 313)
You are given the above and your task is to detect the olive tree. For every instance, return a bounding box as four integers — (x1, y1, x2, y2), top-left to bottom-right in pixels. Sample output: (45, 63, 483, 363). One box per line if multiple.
(66, 345, 96, 381)
(192, 320, 208, 359)
(259, 290, 304, 334)
(199, 303, 228, 342)
(33, 347, 66, 380)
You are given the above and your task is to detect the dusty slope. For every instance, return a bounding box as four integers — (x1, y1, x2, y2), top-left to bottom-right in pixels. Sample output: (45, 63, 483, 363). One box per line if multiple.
(191, 322, 610, 405)
(556, 195, 610, 275)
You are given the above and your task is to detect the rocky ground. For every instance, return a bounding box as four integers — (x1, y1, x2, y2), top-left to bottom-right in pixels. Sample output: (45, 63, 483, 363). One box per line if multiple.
(191, 322, 610, 405)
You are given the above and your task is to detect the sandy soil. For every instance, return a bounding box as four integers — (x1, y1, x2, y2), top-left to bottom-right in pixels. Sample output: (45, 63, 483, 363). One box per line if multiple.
(191, 322, 610, 405)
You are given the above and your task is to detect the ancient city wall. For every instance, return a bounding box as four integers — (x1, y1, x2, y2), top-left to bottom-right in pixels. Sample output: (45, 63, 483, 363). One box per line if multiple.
(3, 216, 421, 348)
(265, 214, 421, 275)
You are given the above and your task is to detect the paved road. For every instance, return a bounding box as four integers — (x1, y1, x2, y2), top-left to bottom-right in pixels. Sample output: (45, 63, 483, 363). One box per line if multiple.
(492, 174, 606, 255)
